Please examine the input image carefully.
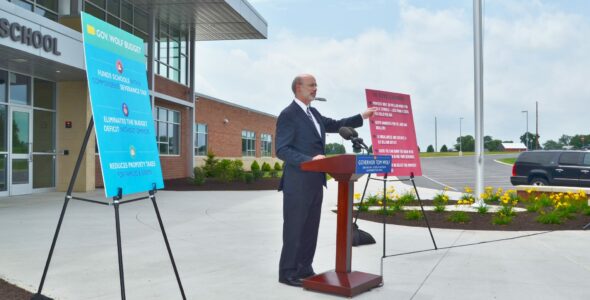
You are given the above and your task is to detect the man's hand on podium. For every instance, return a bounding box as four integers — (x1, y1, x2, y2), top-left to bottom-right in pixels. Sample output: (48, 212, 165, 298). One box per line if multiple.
(312, 155, 326, 160)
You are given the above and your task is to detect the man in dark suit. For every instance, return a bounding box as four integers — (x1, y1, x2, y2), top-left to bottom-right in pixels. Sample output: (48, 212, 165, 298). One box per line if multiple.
(275, 74, 376, 287)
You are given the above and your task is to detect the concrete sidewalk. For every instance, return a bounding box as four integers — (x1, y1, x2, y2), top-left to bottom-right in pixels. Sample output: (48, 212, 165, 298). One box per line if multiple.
(0, 178, 589, 299)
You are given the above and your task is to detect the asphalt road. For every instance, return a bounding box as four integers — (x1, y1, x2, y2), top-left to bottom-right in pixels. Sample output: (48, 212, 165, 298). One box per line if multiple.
(398, 153, 520, 192)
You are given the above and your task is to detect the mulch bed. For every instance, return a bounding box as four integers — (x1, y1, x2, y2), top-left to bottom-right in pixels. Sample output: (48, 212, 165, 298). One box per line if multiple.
(352, 200, 590, 231)
(163, 179, 590, 230)
(0, 278, 43, 300)
(163, 177, 280, 191)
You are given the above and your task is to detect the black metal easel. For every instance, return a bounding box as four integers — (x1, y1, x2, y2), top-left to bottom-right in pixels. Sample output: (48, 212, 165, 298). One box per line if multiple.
(353, 161, 438, 248)
(32, 117, 186, 300)
(359, 171, 438, 280)
(354, 171, 438, 251)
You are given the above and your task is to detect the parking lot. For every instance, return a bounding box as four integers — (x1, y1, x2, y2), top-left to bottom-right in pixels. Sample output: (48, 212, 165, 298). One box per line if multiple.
(400, 153, 519, 192)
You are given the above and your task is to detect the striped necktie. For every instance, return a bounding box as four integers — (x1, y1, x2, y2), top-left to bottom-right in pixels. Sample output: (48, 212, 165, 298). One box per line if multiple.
(306, 107, 314, 121)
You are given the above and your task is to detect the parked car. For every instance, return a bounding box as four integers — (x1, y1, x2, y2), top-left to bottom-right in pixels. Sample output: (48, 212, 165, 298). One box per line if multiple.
(510, 150, 590, 187)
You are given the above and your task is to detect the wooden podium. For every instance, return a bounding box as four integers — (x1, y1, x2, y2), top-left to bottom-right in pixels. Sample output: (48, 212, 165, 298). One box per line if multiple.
(300, 155, 382, 297)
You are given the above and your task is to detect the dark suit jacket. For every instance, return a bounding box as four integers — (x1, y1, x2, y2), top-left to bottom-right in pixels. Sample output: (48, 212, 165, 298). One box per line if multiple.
(276, 101, 363, 191)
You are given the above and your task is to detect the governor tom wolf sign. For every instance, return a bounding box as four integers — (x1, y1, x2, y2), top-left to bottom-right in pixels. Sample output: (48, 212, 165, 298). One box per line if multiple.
(81, 13, 164, 197)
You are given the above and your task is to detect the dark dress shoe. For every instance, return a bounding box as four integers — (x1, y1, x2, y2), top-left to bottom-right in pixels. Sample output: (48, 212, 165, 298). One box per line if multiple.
(298, 271, 316, 279)
(279, 276, 303, 287)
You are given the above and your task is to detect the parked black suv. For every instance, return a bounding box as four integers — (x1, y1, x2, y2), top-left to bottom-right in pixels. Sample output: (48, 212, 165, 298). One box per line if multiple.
(510, 150, 590, 187)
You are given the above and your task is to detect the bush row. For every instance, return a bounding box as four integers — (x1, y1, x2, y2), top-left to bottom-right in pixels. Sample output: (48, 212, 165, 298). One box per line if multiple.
(193, 152, 283, 185)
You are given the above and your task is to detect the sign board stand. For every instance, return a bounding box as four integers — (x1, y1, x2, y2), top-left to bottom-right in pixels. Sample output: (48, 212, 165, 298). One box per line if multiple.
(31, 118, 186, 300)
(354, 171, 438, 251)
(359, 89, 437, 269)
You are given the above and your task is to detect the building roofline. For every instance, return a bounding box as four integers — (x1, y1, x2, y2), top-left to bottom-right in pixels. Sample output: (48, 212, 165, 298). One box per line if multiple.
(195, 92, 277, 119)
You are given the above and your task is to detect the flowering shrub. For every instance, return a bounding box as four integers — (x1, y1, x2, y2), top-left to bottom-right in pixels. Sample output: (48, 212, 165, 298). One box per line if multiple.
(482, 186, 502, 204)
(458, 186, 475, 205)
(491, 190, 520, 225)
(432, 190, 449, 212)
(499, 190, 519, 217)
(397, 190, 416, 204)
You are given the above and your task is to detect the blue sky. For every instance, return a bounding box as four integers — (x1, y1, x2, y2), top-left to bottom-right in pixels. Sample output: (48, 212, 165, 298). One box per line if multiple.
(195, 0, 590, 150)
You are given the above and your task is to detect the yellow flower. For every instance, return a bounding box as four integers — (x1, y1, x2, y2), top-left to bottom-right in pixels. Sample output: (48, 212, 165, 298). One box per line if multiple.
(458, 200, 464, 205)
(464, 186, 473, 193)
(354, 193, 361, 200)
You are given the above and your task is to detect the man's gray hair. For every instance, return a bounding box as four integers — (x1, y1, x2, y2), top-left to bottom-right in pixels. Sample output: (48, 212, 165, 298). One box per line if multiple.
(291, 76, 302, 94)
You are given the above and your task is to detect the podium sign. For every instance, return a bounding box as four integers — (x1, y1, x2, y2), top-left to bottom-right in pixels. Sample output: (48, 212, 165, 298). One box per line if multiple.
(355, 155, 392, 174)
(81, 13, 164, 197)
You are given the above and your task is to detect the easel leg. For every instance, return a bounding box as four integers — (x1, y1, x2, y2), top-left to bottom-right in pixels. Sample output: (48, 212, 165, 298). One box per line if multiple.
(150, 191, 186, 300)
(34, 118, 95, 298)
(33, 196, 71, 297)
(114, 199, 126, 300)
(410, 174, 437, 250)
(382, 174, 387, 259)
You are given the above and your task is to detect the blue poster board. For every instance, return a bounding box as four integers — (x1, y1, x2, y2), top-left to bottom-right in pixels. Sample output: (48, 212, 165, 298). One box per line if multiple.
(355, 155, 393, 174)
(81, 13, 164, 197)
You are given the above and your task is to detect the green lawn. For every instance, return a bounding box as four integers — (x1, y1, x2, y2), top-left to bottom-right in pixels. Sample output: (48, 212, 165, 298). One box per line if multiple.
(497, 158, 517, 165)
(419, 151, 508, 158)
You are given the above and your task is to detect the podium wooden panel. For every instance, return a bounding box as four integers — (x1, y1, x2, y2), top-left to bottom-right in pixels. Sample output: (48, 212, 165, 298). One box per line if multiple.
(300, 155, 382, 297)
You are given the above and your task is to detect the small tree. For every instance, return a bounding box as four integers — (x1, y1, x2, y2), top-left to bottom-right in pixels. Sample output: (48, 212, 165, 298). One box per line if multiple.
(325, 143, 346, 155)
(440, 145, 448, 152)
(427, 145, 434, 152)
(273, 162, 282, 171)
(250, 161, 262, 179)
(543, 140, 561, 150)
(261, 162, 272, 172)
(203, 151, 218, 178)
(251, 160, 260, 172)
(270, 162, 282, 178)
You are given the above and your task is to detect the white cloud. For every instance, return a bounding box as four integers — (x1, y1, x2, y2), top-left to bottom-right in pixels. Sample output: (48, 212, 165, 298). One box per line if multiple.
(195, 1, 590, 150)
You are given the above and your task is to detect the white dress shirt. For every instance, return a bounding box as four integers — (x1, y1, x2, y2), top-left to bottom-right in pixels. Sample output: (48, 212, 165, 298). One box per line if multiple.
(293, 98, 322, 136)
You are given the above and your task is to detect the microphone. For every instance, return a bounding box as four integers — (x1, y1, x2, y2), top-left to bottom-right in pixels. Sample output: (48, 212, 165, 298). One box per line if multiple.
(338, 127, 354, 140)
(339, 127, 370, 152)
(314, 97, 327, 102)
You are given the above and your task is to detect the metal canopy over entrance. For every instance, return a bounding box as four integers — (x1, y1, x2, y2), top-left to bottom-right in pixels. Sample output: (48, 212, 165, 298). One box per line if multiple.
(129, 0, 268, 41)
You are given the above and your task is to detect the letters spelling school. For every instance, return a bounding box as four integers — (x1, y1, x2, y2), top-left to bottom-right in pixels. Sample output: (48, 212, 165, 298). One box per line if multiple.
(0, 18, 61, 55)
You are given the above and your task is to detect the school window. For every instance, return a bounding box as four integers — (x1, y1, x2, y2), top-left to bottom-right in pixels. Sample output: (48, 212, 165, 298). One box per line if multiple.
(260, 133, 272, 157)
(241, 130, 255, 157)
(194, 123, 207, 156)
(155, 20, 189, 85)
(8, 0, 59, 21)
(83, 0, 150, 63)
(156, 107, 180, 155)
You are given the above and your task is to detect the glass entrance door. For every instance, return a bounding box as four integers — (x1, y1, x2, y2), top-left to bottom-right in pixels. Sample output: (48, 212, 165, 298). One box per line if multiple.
(9, 107, 33, 195)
